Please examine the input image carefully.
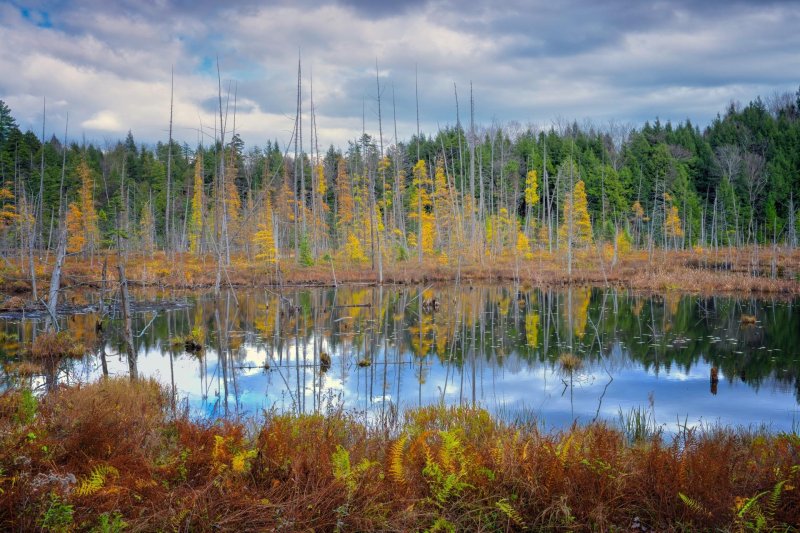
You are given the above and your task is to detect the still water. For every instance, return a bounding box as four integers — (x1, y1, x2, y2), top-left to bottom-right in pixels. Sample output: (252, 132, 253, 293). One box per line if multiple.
(1, 285, 799, 431)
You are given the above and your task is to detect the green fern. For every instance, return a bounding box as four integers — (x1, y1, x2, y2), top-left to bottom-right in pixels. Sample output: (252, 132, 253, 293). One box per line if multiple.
(91, 511, 127, 533)
(426, 517, 456, 533)
(736, 466, 798, 532)
(495, 498, 525, 527)
(678, 492, 709, 517)
(438, 430, 461, 473)
(331, 445, 355, 493)
(76, 465, 119, 497)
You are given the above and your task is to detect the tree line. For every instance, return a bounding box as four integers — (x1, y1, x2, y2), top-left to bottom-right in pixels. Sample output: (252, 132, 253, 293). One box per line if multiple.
(0, 86, 798, 279)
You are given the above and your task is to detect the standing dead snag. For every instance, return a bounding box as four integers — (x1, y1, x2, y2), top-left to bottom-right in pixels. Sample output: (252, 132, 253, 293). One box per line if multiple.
(118, 262, 137, 379)
(45, 225, 67, 331)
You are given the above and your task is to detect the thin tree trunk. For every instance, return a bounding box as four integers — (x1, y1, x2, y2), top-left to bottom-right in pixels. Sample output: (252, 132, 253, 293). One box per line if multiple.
(165, 67, 174, 254)
(45, 225, 67, 332)
(118, 262, 137, 380)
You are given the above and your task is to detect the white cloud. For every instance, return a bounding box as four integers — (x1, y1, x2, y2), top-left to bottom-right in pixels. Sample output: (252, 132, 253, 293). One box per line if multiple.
(1, 0, 798, 149)
(82, 110, 123, 131)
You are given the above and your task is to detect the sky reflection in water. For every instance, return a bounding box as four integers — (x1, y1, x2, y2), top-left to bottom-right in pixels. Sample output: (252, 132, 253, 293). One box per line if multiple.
(2, 286, 798, 432)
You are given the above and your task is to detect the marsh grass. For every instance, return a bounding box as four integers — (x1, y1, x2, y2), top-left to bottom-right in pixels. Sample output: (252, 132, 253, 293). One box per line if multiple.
(0, 379, 798, 531)
(27, 331, 85, 361)
(1, 247, 793, 295)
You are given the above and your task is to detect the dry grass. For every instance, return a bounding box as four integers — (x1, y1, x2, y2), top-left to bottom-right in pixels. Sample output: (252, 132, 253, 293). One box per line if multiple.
(0, 295, 26, 311)
(0, 381, 798, 531)
(27, 331, 85, 361)
(558, 353, 584, 373)
(0, 247, 796, 297)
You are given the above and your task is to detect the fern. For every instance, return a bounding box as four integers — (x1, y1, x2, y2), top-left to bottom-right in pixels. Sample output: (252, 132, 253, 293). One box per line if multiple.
(92, 511, 127, 533)
(554, 433, 574, 465)
(495, 498, 525, 527)
(76, 465, 119, 497)
(678, 492, 709, 517)
(332, 445, 355, 493)
(426, 517, 456, 533)
(388, 434, 407, 484)
(736, 466, 798, 531)
(438, 430, 461, 473)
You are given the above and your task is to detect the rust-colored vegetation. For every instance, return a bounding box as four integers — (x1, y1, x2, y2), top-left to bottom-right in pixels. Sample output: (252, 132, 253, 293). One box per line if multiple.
(1, 380, 798, 531)
(27, 331, 85, 361)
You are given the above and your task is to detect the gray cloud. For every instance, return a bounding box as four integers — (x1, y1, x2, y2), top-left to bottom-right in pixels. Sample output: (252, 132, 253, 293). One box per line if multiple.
(1, 0, 798, 149)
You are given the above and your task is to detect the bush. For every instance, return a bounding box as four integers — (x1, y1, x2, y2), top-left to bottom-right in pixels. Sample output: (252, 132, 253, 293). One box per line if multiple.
(28, 332, 85, 360)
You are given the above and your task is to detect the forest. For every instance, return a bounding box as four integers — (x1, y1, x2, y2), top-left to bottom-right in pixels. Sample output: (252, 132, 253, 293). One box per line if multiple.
(1, 86, 799, 292)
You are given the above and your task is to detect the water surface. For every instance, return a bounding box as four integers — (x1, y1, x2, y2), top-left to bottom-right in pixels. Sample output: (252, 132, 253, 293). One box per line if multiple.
(1, 285, 798, 432)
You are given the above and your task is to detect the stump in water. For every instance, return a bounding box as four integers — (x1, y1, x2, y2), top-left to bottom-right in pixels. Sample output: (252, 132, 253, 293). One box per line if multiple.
(740, 314, 757, 325)
(320, 351, 331, 373)
(710, 367, 719, 395)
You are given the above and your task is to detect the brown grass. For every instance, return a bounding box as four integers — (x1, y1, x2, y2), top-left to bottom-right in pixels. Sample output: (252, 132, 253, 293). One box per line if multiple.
(28, 331, 86, 361)
(0, 381, 798, 531)
(27, 331, 85, 361)
(1, 247, 797, 298)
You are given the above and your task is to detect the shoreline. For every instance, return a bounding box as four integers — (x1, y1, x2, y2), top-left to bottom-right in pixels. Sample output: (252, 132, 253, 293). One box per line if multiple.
(1, 249, 799, 313)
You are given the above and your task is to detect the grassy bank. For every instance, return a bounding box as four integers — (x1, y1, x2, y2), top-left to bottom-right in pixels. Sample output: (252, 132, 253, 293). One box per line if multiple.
(1, 379, 798, 531)
(1, 248, 799, 307)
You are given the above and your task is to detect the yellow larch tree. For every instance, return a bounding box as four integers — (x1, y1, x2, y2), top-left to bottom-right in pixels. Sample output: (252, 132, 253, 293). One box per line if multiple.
(410, 160, 434, 258)
(524, 169, 540, 208)
(524, 169, 539, 248)
(335, 157, 366, 263)
(665, 204, 684, 245)
(312, 162, 329, 252)
(0, 186, 17, 229)
(432, 157, 456, 260)
(559, 179, 593, 248)
(66, 159, 99, 257)
(253, 192, 277, 264)
(486, 207, 515, 257)
(516, 229, 533, 260)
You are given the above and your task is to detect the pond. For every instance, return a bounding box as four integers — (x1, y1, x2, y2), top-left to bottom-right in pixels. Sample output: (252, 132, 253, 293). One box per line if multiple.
(1, 285, 799, 432)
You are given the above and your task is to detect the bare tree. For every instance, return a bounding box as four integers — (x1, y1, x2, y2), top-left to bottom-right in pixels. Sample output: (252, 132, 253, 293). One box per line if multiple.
(741, 151, 767, 243)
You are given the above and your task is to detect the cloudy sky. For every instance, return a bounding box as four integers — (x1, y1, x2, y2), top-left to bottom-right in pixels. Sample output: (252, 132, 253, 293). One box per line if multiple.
(2, 0, 799, 150)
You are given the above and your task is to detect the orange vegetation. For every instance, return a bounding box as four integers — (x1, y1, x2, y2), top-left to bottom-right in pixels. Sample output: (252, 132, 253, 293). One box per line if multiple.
(1, 379, 798, 531)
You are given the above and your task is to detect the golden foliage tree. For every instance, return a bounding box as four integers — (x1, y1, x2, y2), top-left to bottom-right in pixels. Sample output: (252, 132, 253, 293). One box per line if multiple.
(432, 158, 454, 251)
(665, 205, 684, 240)
(559, 179, 593, 248)
(66, 159, 99, 256)
(253, 193, 277, 264)
(516, 230, 532, 260)
(410, 160, 434, 258)
(524, 169, 539, 209)
(0, 186, 17, 229)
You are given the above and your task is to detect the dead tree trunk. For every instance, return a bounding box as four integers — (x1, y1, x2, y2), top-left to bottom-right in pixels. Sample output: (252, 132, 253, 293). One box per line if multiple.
(45, 225, 67, 332)
(118, 262, 137, 379)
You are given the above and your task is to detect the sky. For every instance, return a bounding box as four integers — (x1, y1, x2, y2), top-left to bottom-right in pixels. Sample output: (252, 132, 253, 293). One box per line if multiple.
(1, 0, 799, 151)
